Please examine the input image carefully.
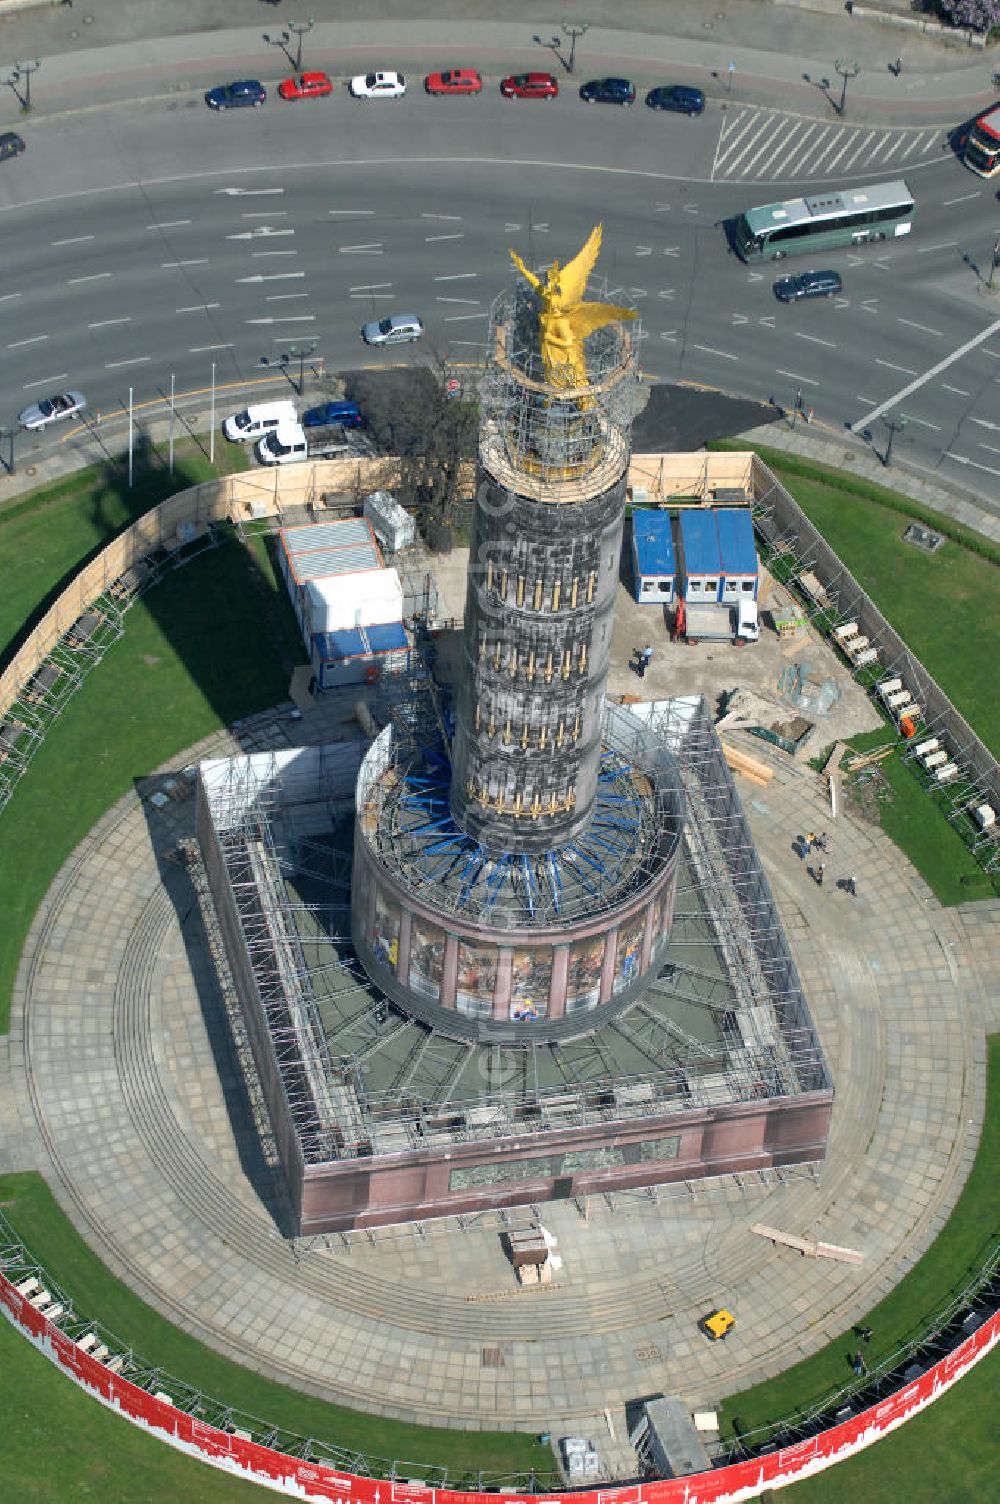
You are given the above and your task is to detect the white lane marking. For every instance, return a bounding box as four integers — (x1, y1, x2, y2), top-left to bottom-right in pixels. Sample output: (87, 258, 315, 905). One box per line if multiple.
(425, 233, 465, 242)
(235, 272, 305, 282)
(902, 414, 941, 431)
(916, 241, 958, 254)
(226, 227, 295, 240)
(943, 191, 981, 206)
(349, 292, 394, 299)
(215, 187, 284, 196)
(245, 315, 316, 325)
(350, 283, 392, 291)
(252, 250, 299, 257)
(444, 312, 488, 322)
(266, 293, 310, 301)
(897, 318, 942, 337)
(851, 315, 1000, 431)
(189, 343, 234, 353)
(821, 129, 861, 176)
(422, 212, 463, 221)
(88, 318, 132, 329)
(945, 452, 1000, 477)
(437, 299, 480, 307)
(775, 368, 819, 386)
(328, 208, 374, 215)
(67, 273, 112, 284)
(942, 383, 969, 396)
(794, 333, 836, 348)
(979, 441, 1000, 454)
(434, 272, 477, 282)
(0, 291, 21, 302)
(22, 372, 68, 389)
(241, 211, 288, 219)
(162, 259, 209, 268)
(969, 417, 1000, 430)
(176, 303, 221, 313)
(980, 346, 1000, 359)
(855, 397, 877, 406)
(51, 234, 94, 246)
(875, 357, 918, 375)
(694, 344, 738, 362)
(8, 335, 48, 348)
(448, 340, 483, 347)
(339, 242, 383, 253)
(147, 219, 192, 229)
(105, 356, 151, 369)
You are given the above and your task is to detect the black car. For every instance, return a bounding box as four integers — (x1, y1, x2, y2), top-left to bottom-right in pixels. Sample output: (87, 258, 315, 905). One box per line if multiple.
(205, 80, 266, 111)
(646, 84, 705, 116)
(773, 269, 843, 302)
(579, 77, 636, 107)
(0, 131, 26, 161)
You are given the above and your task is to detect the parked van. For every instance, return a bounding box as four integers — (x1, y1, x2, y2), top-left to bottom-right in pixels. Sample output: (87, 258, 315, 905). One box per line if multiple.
(223, 401, 297, 442)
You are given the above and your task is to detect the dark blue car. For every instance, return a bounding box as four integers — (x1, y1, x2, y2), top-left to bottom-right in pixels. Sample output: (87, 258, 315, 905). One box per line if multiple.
(205, 80, 266, 111)
(302, 400, 364, 430)
(646, 84, 705, 116)
(579, 77, 636, 107)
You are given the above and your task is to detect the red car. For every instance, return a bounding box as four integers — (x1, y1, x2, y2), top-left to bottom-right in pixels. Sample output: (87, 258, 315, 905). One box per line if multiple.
(500, 72, 559, 101)
(425, 68, 483, 96)
(277, 71, 333, 102)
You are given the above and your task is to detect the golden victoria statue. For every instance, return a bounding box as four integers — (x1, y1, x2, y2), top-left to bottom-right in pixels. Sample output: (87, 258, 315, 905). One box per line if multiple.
(509, 224, 636, 392)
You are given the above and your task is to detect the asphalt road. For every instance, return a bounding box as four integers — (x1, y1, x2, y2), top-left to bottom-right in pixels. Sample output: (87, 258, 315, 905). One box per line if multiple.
(2, 69, 999, 492)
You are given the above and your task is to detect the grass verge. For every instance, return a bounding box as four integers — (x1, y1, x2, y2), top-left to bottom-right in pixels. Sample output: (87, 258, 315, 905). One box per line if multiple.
(0, 1171, 548, 1480)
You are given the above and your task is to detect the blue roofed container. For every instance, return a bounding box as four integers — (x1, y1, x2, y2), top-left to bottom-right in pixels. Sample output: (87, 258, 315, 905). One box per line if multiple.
(677, 509, 722, 603)
(631, 510, 676, 605)
(312, 619, 410, 690)
(715, 507, 759, 604)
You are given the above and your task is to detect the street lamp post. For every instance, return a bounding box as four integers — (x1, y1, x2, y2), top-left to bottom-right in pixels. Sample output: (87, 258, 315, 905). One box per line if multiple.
(560, 20, 589, 75)
(0, 425, 15, 476)
(12, 58, 40, 113)
(989, 233, 1000, 293)
(285, 340, 318, 396)
(883, 413, 907, 467)
(833, 59, 860, 117)
(286, 18, 315, 73)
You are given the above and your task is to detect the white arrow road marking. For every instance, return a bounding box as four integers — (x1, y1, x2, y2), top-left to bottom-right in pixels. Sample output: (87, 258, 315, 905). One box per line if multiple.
(636, 247, 653, 257)
(504, 222, 521, 231)
(657, 290, 675, 300)
(659, 331, 678, 341)
(654, 203, 671, 213)
(662, 246, 680, 257)
(747, 271, 763, 282)
(834, 297, 850, 308)
(758, 315, 775, 328)
(732, 314, 749, 325)
(860, 299, 879, 314)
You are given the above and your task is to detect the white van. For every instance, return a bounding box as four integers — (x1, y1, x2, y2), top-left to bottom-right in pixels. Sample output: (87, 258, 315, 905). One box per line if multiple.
(223, 400, 297, 443)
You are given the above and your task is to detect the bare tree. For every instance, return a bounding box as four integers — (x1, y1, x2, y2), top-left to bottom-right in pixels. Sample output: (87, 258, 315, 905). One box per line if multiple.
(343, 351, 477, 551)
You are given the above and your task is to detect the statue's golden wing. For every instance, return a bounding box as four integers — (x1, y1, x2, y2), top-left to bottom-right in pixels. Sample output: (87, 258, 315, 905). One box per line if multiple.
(555, 225, 604, 308)
(509, 248, 542, 293)
(566, 300, 637, 341)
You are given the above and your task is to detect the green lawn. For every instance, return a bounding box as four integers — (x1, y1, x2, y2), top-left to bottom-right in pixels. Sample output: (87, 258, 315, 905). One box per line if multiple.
(0, 1314, 265, 1504)
(0, 438, 249, 666)
(722, 1035, 1000, 1444)
(744, 445, 1000, 758)
(0, 532, 300, 1033)
(0, 1172, 549, 1483)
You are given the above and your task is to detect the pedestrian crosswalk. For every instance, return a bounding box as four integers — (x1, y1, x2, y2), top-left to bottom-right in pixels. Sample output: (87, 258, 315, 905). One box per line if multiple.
(711, 106, 947, 182)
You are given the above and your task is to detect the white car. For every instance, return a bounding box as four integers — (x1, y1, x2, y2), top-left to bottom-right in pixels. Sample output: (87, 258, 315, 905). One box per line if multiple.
(350, 70, 406, 100)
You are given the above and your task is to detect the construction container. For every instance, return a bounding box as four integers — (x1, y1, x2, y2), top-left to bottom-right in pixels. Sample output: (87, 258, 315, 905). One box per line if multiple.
(631, 509, 676, 604)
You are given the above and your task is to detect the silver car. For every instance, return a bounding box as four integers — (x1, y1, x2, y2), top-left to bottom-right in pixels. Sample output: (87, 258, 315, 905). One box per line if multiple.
(18, 390, 87, 430)
(361, 314, 423, 346)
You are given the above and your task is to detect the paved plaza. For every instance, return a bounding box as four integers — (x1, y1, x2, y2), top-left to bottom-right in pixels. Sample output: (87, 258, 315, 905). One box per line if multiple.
(1, 643, 995, 1449)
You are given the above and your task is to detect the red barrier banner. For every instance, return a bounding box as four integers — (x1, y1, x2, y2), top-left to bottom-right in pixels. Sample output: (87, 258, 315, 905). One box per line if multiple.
(2, 1270, 999, 1502)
